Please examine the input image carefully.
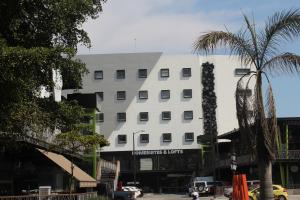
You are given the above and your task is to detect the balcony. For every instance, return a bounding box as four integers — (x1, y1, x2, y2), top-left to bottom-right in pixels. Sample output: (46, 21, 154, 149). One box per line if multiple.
(275, 150, 300, 160)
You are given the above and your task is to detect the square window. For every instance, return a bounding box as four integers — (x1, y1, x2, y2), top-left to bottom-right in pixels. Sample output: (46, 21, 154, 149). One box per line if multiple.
(182, 68, 191, 77)
(235, 68, 250, 76)
(162, 111, 171, 120)
(162, 133, 172, 142)
(116, 70, 125, 79)
(117, 91, 126, 100)
(118, 135, 127, 144)
(96, 113, 104, 122)
(184, 111, 193, 120)
(140, 134, 149, 143)
(138, 69, 147, 78)
(185, 132, 194, 142)
(161, 90, 170, 99)
(183, 89, 192, 98)
(94, 70, 103, 80)
(95, 92, 103, 101)
(139, 112, 149, 121)
(117, 112, 126, 122)
(139, 90, 148, 99)
(160, 68, 169, 78)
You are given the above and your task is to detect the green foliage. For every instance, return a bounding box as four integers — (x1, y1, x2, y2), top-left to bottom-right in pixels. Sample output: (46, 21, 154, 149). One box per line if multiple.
(0, 0, 106, 137)
(54, 128, 109, 154)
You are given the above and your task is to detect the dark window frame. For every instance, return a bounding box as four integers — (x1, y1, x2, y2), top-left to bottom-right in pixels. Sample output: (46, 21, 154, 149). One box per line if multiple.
(162, 133, 172, 142)
(185, 132, 194, 142)
(94, 70, 103, 80)
(139, 112, 149, 121)
(95, 92, 104, 101)
(140, 134, 149, 143)
(118, 135, 127, 144)
(182, 68, 191, 77)
(161, 90, 170, 99)
(184, 111, 193, 120)
(139, 90, 148, 99)
(117, 91, 126, 100)
(96, 113, 104, 122)
(235, 68, 250, 76)
(138, 69, 147, 78)
(160, 68, 169, 78)
(183, 89, 192, 98)
(117, 112, 126, 122)
(116, 69, 126, 79)
(162, 111, 171, 120)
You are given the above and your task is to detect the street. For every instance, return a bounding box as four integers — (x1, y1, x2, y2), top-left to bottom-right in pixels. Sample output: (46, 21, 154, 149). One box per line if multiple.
(140, 193, 300, 200)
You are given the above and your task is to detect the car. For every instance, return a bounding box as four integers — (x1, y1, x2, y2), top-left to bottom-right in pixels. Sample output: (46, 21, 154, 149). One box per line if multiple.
(122, 186, 143, 199)
(188, 181, 222, 196)
(248, 185, 288, 200)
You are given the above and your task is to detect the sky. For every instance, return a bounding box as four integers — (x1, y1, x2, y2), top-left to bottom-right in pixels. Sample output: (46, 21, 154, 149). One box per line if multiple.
(78, 0, 300, 117)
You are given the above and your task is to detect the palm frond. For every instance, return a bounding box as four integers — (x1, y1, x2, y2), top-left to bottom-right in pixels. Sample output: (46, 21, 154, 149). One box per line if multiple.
(235, 75, 256, 154)
(193, 31, 256, 67)
(243, 14, 260, 65)
(262, 53, 300, 75)
(260, 9, 300, 66)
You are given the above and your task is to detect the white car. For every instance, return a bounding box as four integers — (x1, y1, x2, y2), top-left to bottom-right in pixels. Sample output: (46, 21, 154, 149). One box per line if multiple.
(122, 186, 142, 199)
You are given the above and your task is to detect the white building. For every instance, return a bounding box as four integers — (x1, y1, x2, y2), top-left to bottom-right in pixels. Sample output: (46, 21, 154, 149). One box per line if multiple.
(63, 52, 252, 192)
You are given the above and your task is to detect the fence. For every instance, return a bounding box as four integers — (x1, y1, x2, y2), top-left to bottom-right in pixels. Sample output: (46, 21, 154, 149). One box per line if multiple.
(0, 192, 97, 200)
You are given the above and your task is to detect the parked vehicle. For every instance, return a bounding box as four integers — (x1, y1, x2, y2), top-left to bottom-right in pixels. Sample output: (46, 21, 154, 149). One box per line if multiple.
(188, 176, 214, 196)
(248, 185, 288, 200)
(122, 186, 143, 198)
(113, 190, 135, 200)
(188, 180, 222, 196)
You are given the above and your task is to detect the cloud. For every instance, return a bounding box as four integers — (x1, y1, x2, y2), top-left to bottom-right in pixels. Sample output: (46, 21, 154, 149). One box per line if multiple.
(77, 0, 242, 54)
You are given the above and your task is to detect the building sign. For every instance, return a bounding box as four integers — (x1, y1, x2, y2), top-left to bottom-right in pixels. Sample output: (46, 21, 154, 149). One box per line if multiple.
(133, 149, 184, 155)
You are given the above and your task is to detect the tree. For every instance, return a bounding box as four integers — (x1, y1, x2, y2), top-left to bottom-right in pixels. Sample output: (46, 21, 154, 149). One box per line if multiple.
(54, 129, 109, 192)
(194, 9, 300, 200)
(0, 0, 106, 137)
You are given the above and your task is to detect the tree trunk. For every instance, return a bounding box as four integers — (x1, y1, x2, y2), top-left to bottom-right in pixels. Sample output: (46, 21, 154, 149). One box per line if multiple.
(256, 72, 273, 200)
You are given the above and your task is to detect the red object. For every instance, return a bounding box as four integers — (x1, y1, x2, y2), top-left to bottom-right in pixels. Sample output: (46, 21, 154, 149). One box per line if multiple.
(232, 174, 249, 200)
(117, 181, 123, 191)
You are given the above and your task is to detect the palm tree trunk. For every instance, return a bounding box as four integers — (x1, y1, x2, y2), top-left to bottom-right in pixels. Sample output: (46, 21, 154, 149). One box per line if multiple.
(256, 72, 273, 200)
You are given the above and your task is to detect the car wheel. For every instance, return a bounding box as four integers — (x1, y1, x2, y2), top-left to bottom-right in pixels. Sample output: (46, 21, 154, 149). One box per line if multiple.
(198, 186, 204, 192)
(277, 195, 286, 200)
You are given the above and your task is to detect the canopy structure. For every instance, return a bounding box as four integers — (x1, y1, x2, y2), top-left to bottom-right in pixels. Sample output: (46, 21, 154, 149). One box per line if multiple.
(37, 148, 97, 188)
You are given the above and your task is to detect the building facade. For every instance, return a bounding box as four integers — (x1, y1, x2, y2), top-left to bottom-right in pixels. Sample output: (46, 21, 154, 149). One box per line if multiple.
(63, 52, 251, 192)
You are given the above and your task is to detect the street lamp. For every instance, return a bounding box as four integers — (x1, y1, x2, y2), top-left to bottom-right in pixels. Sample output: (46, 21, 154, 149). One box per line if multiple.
(132, 130, 145, 186)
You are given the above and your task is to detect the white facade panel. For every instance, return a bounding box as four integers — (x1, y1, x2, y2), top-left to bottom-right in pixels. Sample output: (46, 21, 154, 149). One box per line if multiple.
(62, 53, 252, 153)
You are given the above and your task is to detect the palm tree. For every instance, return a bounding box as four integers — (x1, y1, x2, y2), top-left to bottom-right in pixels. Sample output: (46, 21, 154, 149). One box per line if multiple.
(194, 9, 300, 200)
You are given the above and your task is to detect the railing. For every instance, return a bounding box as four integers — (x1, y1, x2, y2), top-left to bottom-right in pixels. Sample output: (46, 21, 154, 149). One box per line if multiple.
(0, 192, 97, 200)
(275, 150, 300, 160)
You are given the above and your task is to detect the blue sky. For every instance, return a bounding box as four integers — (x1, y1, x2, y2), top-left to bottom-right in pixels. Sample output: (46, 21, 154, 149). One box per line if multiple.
(78, 0, 300, 117)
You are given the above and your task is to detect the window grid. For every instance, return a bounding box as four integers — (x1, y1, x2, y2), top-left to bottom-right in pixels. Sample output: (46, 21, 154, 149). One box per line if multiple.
(185, 132, 194, 142)
(162, 133, 172, 142)
(140, 134, 149, 143)
(184, 111, 193, 120)
(161, 90, 170, 99)
(118, 135, 127, 144)
(117, 91, 126, 100)
(182, 68, 191, 77)
(139, 90, 148, 99)
(160, 68, 169, 78)
(116, 70, 125, 79)
(138, 69, 147, 78)
(139, 112, 149, 121)
(96, 113, 104, 122)
(94, 70, 103, 80)
(162, 111, 171, 120)
(117, 112, 126, 122)
(183, 89, 192, 98)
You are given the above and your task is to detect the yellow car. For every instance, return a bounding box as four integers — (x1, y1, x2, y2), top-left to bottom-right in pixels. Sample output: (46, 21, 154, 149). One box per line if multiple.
(248, 185, 288, 200)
